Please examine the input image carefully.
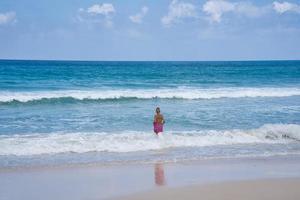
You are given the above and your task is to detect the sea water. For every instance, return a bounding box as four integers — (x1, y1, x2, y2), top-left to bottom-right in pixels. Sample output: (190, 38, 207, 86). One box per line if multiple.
(0, 60, 300, 167)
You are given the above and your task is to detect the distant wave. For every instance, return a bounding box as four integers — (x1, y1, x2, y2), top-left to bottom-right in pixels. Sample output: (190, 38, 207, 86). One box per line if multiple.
(1, 87, 300, 103)
(0, 124, 299, 156)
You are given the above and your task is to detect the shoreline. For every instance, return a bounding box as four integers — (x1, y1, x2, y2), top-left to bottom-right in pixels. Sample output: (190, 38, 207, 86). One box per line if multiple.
(1, 155, 300, 200)
(1, 153, 300, 172)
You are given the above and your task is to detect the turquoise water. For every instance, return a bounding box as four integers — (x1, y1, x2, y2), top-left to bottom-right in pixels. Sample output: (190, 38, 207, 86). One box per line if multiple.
(0, 60, 300, 167)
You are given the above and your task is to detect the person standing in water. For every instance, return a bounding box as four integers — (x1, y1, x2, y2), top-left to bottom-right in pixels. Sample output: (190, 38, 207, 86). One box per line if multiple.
(153, 107, 165, 135)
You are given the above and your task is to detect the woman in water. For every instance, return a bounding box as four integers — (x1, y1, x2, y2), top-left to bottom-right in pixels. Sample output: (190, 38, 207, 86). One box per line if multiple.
(153, 107, 165, 135)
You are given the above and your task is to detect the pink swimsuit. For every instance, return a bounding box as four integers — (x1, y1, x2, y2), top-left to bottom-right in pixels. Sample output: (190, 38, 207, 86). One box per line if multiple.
(153, 122, 163, 134)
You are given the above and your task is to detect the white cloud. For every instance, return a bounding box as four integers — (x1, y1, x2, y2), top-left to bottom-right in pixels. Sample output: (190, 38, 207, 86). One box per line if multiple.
(77, 3, 115, 27)
(203, 0, 234, 23)
(161, 0, 197, 27)
(273, 1, 300, 14)
(0, 11, 16, 25)
(87, 3, 115, 16)
(129, 6, 148, 24)
(203, 0, 265, 23)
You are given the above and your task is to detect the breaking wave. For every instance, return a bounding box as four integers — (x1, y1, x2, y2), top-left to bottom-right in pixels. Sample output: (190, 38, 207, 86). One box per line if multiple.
(0, 124, 299, 156)
(1, 87, 300, 103)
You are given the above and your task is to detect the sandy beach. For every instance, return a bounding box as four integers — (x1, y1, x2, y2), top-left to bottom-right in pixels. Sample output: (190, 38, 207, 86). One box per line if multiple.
(1, 155, 300, 200)
(116, 178, 300, 200)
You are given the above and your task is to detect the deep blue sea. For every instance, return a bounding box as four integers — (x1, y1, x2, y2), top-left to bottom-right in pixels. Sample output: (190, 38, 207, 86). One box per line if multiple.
(0, 60, 300, 167)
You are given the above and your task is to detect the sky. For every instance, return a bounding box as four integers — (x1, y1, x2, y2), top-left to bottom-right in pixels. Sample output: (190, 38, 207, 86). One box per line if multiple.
(0, 0, 300, 61)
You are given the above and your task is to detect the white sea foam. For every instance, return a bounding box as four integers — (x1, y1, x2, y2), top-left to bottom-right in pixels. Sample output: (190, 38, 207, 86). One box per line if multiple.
(0, 87, 300, 102)
(0, 124, 299, 156)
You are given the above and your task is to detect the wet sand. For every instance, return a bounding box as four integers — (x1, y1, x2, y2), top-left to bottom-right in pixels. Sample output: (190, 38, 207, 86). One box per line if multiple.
(1, 155, 300, 200)
(115, 178, 300, 200)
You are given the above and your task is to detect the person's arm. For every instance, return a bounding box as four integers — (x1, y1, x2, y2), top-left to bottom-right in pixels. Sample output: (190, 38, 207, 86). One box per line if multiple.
(162, 115, 165, 124)
(153, 115, 157, 123)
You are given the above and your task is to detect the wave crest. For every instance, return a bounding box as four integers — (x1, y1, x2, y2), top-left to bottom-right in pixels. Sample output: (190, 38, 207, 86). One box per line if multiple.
(1, 87, 300, 103)
(0, 124, 299, 156)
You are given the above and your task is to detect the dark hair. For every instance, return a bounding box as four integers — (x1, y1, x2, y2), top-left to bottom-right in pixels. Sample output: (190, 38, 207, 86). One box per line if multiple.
(156, 107, 160, 113)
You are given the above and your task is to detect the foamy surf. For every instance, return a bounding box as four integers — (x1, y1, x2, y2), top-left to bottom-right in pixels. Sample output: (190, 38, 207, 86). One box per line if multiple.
(1, 87, 300, 103)
(0, 124, 299, 156)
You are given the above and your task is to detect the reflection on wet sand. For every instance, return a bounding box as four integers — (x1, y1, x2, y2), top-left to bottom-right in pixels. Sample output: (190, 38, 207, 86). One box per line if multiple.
(154, 163, 166, 186)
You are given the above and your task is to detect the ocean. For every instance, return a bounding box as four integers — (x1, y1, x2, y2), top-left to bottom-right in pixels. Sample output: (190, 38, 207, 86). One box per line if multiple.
(0, 60, 300, 168)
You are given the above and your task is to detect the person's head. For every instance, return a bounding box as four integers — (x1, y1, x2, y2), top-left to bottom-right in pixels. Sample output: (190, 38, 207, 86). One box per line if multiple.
(156, 107, 160, 114)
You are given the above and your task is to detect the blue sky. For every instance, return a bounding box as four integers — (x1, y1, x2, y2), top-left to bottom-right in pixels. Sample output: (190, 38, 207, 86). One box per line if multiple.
(0, 0, 300, 61)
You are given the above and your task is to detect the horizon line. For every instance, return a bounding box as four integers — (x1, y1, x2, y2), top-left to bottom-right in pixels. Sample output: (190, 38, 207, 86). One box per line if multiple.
(1, 58, 300, 62)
